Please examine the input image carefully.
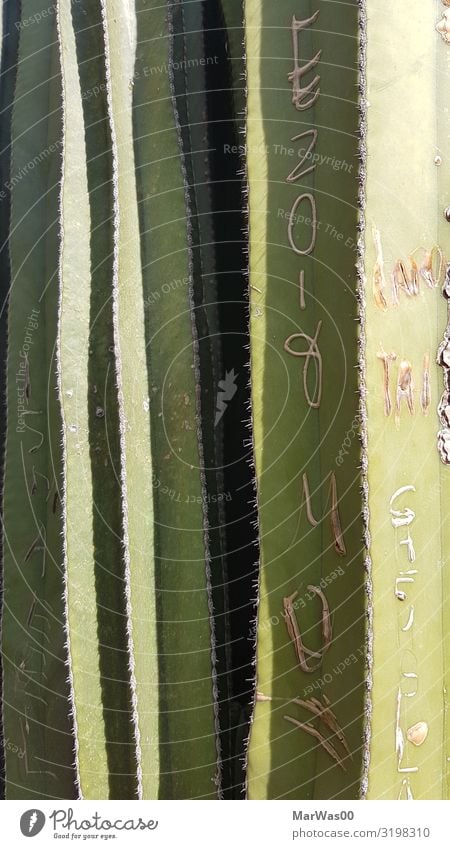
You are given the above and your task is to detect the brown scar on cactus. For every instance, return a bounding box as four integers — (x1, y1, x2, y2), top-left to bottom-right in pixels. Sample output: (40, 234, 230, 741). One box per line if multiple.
(288, 12, 321, 112)
(283, 591, 322, 672)
(395, 360, 414, 425)
(419, 245, 443, 289)
(24, 526, 45, 564)
(373, 238, 443, 310)
(376, 347, 397, 416)
(307, 585, 333, 650)
(286, 130, 318, 184)
(293, 694, 352, 760)
(284, 715, 347, 771)
(437, 11, 450, 44)
(437, 264, 450, 463)
(284, 320, 323, 409)
(301, 471, 346, 555)
(392, 259, 414, 304)
(329, 472, 346, 556)
(283, 586, 332, 673)
(318, 694, 352, 760)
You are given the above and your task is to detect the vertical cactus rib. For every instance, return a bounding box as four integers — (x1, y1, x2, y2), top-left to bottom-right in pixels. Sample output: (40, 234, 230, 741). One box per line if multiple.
(2, 0, 450, 805)
(241, 0, 266, 799)
(169, 0, 224, 793)
(132, 0, 220, 798)
(356, 0, 372, 800)
(170, 0, 231, 793)
(363, 0, 449, 799)
(56, 0, 115, 799)
(1, 0, 77, 799)
(0, 0, 21, 799)
(100, 0, 156, 799)
(70, 0, 139, 802)
(245, 0, 365, 799)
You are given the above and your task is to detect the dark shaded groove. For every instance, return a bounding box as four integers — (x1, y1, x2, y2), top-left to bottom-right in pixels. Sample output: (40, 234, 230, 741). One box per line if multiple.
(72, 0, 137, 799)
(0, 0, 21, 799)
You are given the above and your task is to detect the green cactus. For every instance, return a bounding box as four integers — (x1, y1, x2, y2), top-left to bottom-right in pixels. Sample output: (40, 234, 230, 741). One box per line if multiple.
(132, 0, 220, 799)
(244, 0, 366, 800)
(1, 0, 450, 803)
(71, 0, 137, 800)
(2, 0, 77, 800)
(362, 0, 450, 800)
(1, 0, 221, 800)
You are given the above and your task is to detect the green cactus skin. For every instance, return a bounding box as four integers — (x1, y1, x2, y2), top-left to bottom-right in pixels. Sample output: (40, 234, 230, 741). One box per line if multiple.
(1, 0, 77, 800)
(4, 0, 450, 805)
(245, 0, 366, 799)
(70, 0, 138, 801)
(132, 0, 220, 799)
(0, 0, 21, 800)
(56, 0, 144, 800)
(362, 0, 450, 800)
(170, 0, 242, 797)
(100, 0, 159, 800)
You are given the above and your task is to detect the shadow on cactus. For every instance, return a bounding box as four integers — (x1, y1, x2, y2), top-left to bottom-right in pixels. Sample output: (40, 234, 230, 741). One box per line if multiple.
(0, 0, 449, 802)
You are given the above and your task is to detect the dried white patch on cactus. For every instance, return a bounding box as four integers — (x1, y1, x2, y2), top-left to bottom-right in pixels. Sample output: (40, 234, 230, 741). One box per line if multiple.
(406, 721, 428, 747)
(395, 360, 414, 424)
(256, 692, 272, 702)
(401, 605, 415, 632)
(377, 348, 397, 416)
(398, 778, 414, 800)
(372, 227, 387, 310)
(400, 531, 416, 562)
(420, 353, 431, 415)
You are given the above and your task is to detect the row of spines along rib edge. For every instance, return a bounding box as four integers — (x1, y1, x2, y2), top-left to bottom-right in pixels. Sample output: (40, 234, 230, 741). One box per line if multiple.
(0, 0, 256, 800)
